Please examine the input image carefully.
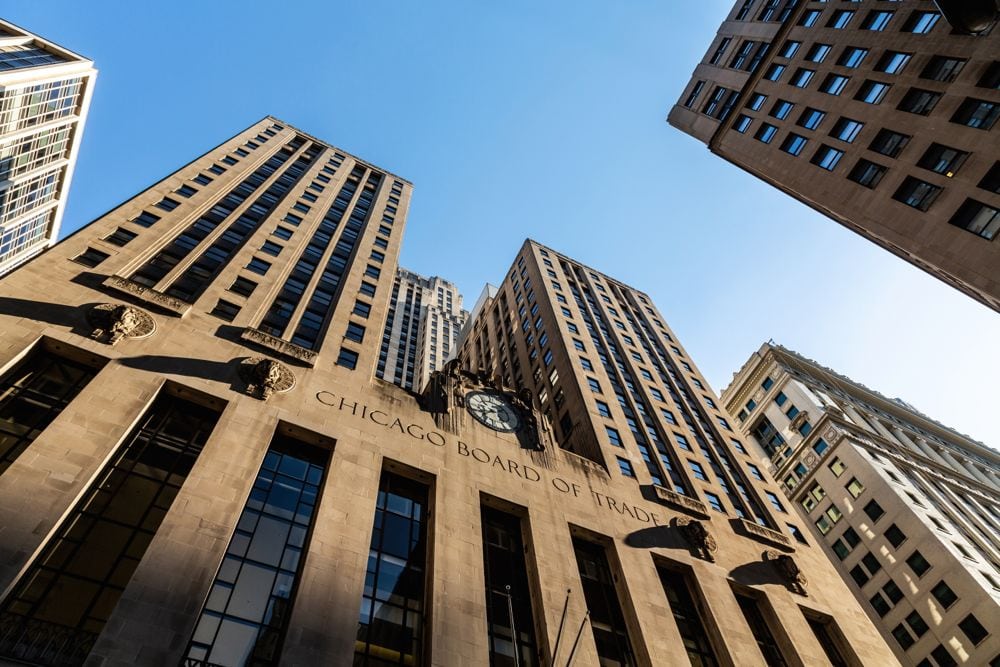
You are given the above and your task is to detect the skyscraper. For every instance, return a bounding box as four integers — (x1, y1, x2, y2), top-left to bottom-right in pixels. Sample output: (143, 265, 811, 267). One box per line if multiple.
(722, 342, 999, 666)
(376, 267, 467, 392)
(668, 1, 1000, 312)
(0, 19, 96, 275)
(0, 118, 897, 666)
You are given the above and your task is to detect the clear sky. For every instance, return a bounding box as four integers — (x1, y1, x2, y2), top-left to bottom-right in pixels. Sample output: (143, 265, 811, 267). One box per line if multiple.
(10, 1, 999, 448)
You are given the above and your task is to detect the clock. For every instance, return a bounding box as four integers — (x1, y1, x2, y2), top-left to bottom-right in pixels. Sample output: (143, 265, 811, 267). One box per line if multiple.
(466, 391, 522, 433)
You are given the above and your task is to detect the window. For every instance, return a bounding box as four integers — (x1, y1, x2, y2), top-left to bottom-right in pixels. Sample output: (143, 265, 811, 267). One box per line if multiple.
(931, 580, 958, 609)
(209, 299, 240, 321)
(805, 43, 831, 63)
(208, 163, 226, 174)
(931, 645, 958, 667)
(855, 80, 890, 105)
(977, 61, 1000, 89)
(838, 47, 868, 68)
(918, 143, 967, 177)
(709, 37, 731, 65)
(870, 129, 910, 157)
(103, 227, 138, 246)
(958, 614, 989, 645)
(797, 108, 826, 131)
(246, 257, 271, 275)
(863, 499, 885, 522)
(828, 10, 855, 29)
(765, 491, 786, 513)
(596, 400, 612, 418)
(606, 426, 623, 446)
(572, 539, 637, 665)
(4, 393, 219, 667)
(875, 51, 911, 75)
(846, 478, 865, 498)
(345, 322, 365, 343)
(951, 98, 999, 130)
(130, 211, 160, 227)
(587, 377, 601, 393)
(747, 93, 767, 111)
(352, 300, 371, 318)
(747, 463, 764, 481)
(862, 10, 893, 30)
(705, 492, 725, 513)
(799, 9, 821, 26)
(883, 524, 906, 548)
(850, 564, 870, 587)
(829, 458, 846, 476)
(175, 184, 198, 198)
(891, 623, 915, 650)
(481, 507, 539, 664)
(272, 226, 293, 240)
(617, 457, 636, 478)
(789, 68, 814, 88)
(780, 133, 808, 156)
(771, 99, 794, 120)
(260, 240, 283, 256)
(729, 40, 755, 69)
(658, 568, 721, 666)
(820, 74, 849, 96)
(902, 10, 939, 33)
(183, 433, 328, 667)
(787, 524, 807, 544)
(812, 146, 844, 171)
(72, 247, 109, 267)
(755, 123, 777, 144)
(229, 277, 257, 297)
(683, 81, 705, 108)
(830, 117, 863, 143)
(906, 550, 931, 577)
(949, 200, 1000, 240)
(193, 173, 213, 186)
(893, 177, 941, 211)
(763, 64, 785, 81)
(778, 40, 800, 58)
(702, 85, 727, 116)
(773, 392, 787, 406)
(919, 55, 966, 83)
(897, 88, 941, 115)
(736, 595, 789, 666)
(905, 610, 929, 638)
(734, 114, 753, 133)
(689, 461, 708, 481)
(155, 197, 180, 211)
(355, 473, 430, 664)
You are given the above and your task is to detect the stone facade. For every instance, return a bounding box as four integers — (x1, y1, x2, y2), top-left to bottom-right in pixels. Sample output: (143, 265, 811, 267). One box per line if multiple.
(0, 119, 898, 666)
(722, 342, 1000, 666)
(668, 0, 1000, 312)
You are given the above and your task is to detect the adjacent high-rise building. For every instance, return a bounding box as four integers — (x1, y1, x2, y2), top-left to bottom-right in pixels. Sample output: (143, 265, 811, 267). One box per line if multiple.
(0, 117, 898, 666)
(0, 19, 96, 275)
(376, 267, 467, 392)
(722, 342, 1000, 666)
(668, 1, 1000, 312)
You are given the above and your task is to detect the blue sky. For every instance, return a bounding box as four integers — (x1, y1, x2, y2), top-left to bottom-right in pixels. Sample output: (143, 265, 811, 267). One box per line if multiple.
(11, 1, 999, 447)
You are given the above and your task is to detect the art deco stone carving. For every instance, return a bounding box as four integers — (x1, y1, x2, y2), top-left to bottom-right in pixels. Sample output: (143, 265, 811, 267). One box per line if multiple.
(103, 275, 190, 316)
(676, 518, 718, 562)
(764, 550, 808, 595)
(241, 328, 318, 366)
(238, 357, 295, 400)
(87, 303, 155, 345)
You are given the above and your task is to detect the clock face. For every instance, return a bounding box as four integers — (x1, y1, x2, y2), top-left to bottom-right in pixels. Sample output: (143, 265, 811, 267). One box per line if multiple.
(466, 391, 522, 433)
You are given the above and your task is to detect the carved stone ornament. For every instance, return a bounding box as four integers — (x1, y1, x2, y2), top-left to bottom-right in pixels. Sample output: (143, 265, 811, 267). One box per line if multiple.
(238, 357, 296, 400)
(788, 410, 810, 433)
(764, 549, 808, 595)
(87, 303, 156, 345)
(676, 517, 718, 562)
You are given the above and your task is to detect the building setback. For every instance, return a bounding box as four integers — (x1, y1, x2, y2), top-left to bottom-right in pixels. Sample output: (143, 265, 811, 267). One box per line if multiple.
(722, 342, 1000, 666)
(668, 0, 1000, 312)
(376, 267, 467, 392)
(0, 117, 898, 666)
(0, 19, 96, 275)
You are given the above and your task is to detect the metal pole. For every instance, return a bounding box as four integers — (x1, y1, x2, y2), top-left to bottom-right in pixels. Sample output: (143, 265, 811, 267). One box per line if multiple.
(505, 585, 520, 667)
(550, 588, 571, 666)
(564, 610, 590, 667)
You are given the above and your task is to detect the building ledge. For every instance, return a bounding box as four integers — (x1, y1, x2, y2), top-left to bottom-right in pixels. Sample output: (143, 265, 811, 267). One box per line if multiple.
(240, 328, 317, 367)
(103, 275, 191, 317)
(652, 486, 710, 518)
(735, 518, 793, 550)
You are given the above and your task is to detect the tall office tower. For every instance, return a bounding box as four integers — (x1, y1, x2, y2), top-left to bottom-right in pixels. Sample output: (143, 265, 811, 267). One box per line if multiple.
(0, 116, 897, 665)
(0, 19, 96, 275)
(456, 239, 899, 666)
(668, 1, 1000, 312)
(376, 267, 467, 391)
(722, 342, 1000, 666)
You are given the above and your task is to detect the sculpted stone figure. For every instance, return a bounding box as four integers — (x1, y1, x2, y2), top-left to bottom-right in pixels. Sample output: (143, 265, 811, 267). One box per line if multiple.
(239, 357, 295, 400)
(677, 518, 718, 562)
(765, 550, 808, 595)
(87, 303, 155, 345)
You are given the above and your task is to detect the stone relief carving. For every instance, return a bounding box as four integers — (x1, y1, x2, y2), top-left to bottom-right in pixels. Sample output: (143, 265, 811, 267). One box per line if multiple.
(676, 517, 717, 562)
(86, 303, 156, 345)
(241, 328, 318, 365)
(788, 410, 810, 433)
(103, 275, 189, 316)
(764, 550, 808, 595)
(238, 357, 295, 400)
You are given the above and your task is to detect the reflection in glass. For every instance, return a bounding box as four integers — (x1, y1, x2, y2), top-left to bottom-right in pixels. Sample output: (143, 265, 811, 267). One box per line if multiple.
(482, 506, 539, 666)
(572, 538, 636, 666)
(657, 568, 719, 667)
(184, 435, 328, 666)
(354, 473, 429, 666)
(0, 346, 99, 475)
(0, 392, 220, 666)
